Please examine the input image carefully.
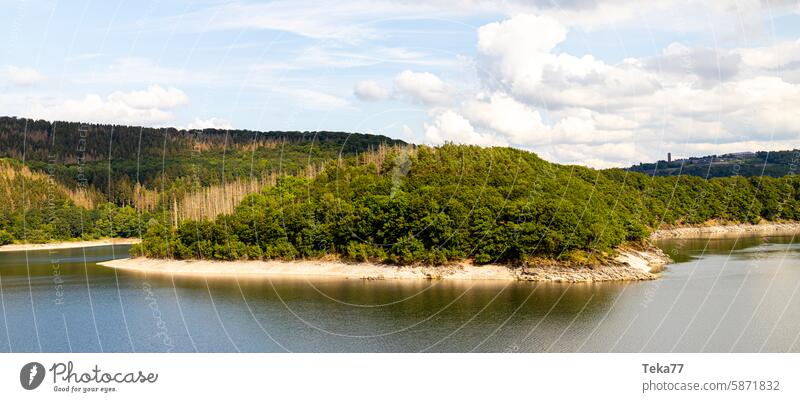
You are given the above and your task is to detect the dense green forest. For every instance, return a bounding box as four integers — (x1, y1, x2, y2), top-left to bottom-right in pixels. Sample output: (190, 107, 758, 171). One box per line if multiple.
(0, 116, 405, 205)
(0, 158, 147, 244)
(2, 116, 799, 266)
(133, 145, 800, 265)
(628, 150, 800, 178)
(0, 116, 403, 244)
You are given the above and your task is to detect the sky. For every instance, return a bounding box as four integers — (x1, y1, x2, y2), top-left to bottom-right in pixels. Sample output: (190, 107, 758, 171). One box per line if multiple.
(1, 0, 800, 168)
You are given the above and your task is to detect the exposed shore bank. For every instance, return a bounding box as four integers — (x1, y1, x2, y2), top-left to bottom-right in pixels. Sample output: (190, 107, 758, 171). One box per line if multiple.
(98, 245, 670, 283)
(0, 238, 141, 253)
(651, 222, 800, 240)
(12, 222, 799, 282)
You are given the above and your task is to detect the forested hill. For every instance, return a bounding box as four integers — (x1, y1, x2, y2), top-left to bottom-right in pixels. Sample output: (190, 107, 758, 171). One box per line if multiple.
(627, 149, 800, 178)
(2, 115, 799, 260)
(135, 144, 800, 265)
(0, 116, 403, 163)
(0, 116, 406, 244)
(0, 116, 405, 204)
(0, 159, 104, 243)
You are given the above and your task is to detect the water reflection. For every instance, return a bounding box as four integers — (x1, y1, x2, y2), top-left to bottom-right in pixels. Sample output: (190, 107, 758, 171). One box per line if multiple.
(655, 232, 798, 262)
(0, 233, 798, 352)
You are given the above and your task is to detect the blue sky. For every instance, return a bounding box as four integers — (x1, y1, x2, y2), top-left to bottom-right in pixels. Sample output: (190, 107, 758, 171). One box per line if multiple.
(2, 0, 800, 167)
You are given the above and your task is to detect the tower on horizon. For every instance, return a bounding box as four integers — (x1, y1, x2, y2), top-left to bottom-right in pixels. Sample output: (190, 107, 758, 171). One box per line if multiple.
(668, 152, 672, 162)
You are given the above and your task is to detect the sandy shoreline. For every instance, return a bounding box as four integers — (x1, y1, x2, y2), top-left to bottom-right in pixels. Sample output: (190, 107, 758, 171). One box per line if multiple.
(96, 221, 799, 282)
(9, 221, 797, 282)
(0, 238, 141, 252)
(97, 246, 670, 283)
(651, 222, 800, 240)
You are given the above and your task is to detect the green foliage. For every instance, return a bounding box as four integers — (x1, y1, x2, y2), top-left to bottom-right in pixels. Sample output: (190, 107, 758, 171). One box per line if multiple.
(0, 159, 154, 243)
(1, 116, 405, 207)
(94, 203, 142, 238)
(0, 116, 403, 244)
(0, 229, 11, 245)
(3, 116, 798, 260)
(134, 144, 800, 265)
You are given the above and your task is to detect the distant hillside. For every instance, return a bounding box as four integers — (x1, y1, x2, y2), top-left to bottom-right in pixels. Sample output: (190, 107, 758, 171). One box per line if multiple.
(2, 117, 799, 251)
(0, 116, 407, 244)
(627, 150, 799, 178)
(0, 116, 406, 206)
(0, 158, 102, 243)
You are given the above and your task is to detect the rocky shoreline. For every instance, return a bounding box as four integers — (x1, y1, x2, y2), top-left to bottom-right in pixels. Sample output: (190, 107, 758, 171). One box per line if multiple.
(650, 222, 800, 240)
(0, 238, 141, 252)
(517, 245, 671, 282)
(98, 244, 671, 283)
(51, 222, 800, 283)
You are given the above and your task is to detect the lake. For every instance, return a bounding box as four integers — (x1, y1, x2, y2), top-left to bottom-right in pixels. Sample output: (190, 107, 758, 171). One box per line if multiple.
(0, 233, 798, 352)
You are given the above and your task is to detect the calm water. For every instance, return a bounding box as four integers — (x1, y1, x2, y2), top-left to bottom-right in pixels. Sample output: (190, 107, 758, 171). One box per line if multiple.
(0, 233, 798, 352)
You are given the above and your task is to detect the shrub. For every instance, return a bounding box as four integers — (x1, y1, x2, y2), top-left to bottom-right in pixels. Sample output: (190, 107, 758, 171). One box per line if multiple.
(0, 229, 12, 245)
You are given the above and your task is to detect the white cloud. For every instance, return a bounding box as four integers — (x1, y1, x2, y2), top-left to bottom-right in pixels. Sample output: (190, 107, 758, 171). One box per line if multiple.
(735, 39, 800, 83)
(9, 1, 800, 169)
(78, 57, 215, 86)
(646, 43, 742, 86)
(5, 65, 46, 86)
(477, 15, 660, 109)
(477, 14, 566, 90)
(402, 124, 415, 138)
(27, 86, 188, 126)
(737, 39, 800, 70)
(160, 1, 796, 41)
(424, 110, 507, 147)
(460, 93, 638, 147)
(187, 117, 233, 130)
(393, 70, 451, 105)
(161, 1, 379, 40)
(64, 53, 105, 62)
(157, 1, 517, 41)
(462, 92, 549, 144)
(283, 88, 353, 110)
(354, 80, 390, 101)
(108, 85, 188, 109)
(535, 142, 644, 169)
(289, 45, 455, 69)
(406, 13, 800, 167)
